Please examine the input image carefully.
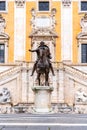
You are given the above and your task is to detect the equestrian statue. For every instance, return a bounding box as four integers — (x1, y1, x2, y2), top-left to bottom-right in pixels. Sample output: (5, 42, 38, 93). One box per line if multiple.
(29, 41, 55, 86)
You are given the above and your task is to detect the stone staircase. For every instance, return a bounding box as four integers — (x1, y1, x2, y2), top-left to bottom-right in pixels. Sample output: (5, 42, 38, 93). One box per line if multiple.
(0, 62, 86, 113)
(0, 65, 21, 81)
(64, 63, 87, 84)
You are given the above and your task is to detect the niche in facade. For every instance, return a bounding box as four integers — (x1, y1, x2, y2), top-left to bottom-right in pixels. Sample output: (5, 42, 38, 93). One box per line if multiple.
(29, 8, 58, 61)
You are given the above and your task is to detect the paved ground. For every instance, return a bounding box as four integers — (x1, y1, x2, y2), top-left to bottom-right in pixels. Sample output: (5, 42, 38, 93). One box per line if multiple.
(0, 113, 87, 124)
(0, 113, 87, 130)
(0, 126, 87, 130)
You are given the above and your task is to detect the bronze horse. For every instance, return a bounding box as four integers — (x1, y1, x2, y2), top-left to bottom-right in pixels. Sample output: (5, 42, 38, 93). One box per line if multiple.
(36, 47, 50, 86)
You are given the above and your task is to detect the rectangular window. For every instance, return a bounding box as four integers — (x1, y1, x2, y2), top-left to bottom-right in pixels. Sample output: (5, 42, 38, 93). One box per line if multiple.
(81, 44, 87, 63)
(81, 1, 87, 11)
(0, 1, 7, 12)
(79, 1, 87, 12)
(0, 44, 5, 63)
(38, 1, 49, 11)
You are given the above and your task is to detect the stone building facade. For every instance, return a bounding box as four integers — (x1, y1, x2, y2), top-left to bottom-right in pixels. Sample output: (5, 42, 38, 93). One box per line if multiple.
(0, 0, 87, 113)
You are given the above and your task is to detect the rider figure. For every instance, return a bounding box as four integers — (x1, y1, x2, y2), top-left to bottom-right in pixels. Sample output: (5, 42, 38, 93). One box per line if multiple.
(29, 41, 55, 76)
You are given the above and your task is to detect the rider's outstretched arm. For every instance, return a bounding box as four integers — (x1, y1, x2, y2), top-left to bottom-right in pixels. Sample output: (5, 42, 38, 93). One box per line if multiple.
(29, 49, 37, 52)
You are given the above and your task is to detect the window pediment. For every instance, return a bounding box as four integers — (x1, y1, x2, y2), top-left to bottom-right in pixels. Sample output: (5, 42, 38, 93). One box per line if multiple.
(0, 33, 9, 40)
(77, 32, 87, 39)
(77, 14, 87, 40)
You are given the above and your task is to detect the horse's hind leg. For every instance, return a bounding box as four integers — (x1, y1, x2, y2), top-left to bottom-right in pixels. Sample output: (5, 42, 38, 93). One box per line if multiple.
(50, 63, 55, 76)
(37, 73, 40, 85)
(45, 73, 49, 86)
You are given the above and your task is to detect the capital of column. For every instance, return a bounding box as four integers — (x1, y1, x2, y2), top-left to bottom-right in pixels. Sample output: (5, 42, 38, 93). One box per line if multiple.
(15, 0, 25, 8)
(62, 0, 71, 7)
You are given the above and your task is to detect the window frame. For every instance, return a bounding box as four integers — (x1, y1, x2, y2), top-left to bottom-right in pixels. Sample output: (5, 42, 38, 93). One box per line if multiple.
(0, 0, 8, 13)
(0, 44, 5, 63)
(79, 0, 87, 13)
(81, 44, 87, 63)
(78, 41, 87, 63)
(37, 0, 51, 12)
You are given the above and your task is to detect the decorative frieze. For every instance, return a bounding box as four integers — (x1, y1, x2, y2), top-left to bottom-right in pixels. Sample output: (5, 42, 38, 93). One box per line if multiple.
(15, 0, 25, 7)
(50, 8, 57, 29)
(77, 14, 87, 51)
(80, 14, 87, 33)
(30, 28, 58, 37)
(62, 0, 71, 7)
(30, 8, 57, 30)
(0, 14, 6, 34)
(30, 8, 36, 29)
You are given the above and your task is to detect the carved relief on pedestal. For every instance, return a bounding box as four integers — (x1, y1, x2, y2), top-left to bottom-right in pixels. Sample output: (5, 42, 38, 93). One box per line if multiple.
(0, 88, 11, 104)
(15, 0, 25, 7)
(62, 0, 71, 7)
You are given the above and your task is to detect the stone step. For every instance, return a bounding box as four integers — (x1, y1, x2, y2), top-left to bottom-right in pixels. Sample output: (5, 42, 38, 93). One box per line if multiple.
(0, 113, 87, 124)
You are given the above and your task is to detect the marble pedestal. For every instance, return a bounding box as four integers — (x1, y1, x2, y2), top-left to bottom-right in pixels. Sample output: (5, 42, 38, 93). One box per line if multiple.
(32, 86, 53, 113)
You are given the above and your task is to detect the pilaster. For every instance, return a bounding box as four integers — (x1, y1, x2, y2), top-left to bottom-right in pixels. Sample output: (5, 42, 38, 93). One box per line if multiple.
(61, 0, 72, 62)
(14, 0, 26, 61)
(21, 63, 28, 102)
(58, 63, 64, 103)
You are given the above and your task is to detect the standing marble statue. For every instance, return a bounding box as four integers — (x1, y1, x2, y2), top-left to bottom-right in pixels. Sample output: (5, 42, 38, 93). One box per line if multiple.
(29, 41, 55, 85)
(0, 88, 11, 103)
